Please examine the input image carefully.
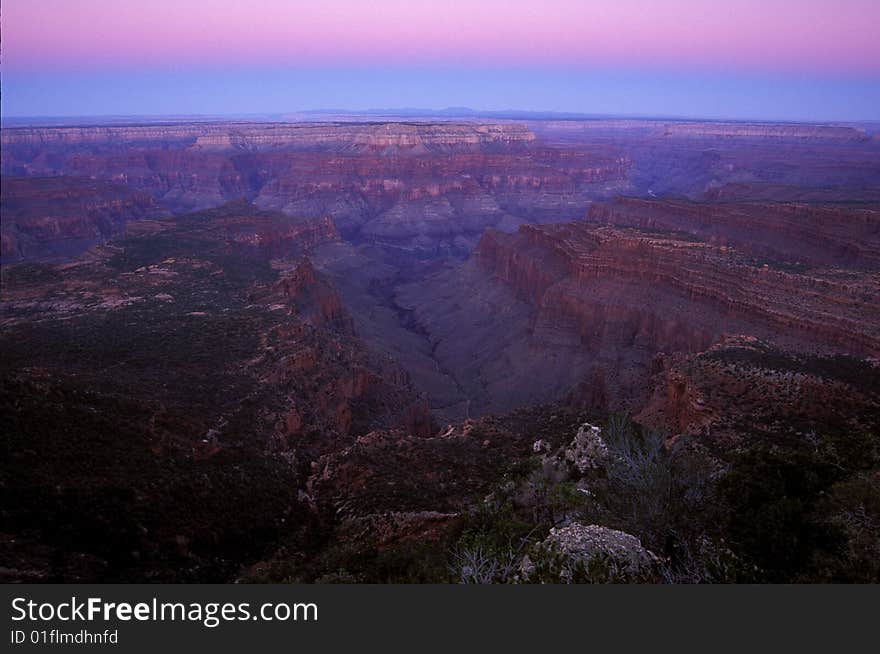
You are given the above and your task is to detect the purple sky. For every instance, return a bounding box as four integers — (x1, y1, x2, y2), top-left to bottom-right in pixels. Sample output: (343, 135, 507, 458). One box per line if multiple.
(3, 0, 879, 120)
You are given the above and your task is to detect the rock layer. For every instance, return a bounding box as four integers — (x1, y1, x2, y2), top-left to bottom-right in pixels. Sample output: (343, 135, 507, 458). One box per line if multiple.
(395, 218, 880, 417)
(1, 122, 536, 151)
(1, 121, 631, 255)
(587, 197, 880, 269)
(1, 176, 157, 262)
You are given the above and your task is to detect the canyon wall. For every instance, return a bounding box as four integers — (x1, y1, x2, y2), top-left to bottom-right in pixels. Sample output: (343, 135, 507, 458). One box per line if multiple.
(1, 122, 536, 151)
(476, 222, 879, 356)
(587, 197, 880, 269)
(1, 176, 157, 262)
(1, 122, 631, 256)
(5, 118, 879, 263)
(3, 119, 879, 418)
(394, 217, 880, 417)
(530, 120, 869, 142)
(530, 119, 880, 200)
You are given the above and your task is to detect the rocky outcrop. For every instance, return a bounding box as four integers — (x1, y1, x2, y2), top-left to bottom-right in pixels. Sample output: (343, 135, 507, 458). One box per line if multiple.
(522, 523, 659, 583)
(271, 259, 351, 329)
(304, 417, 530, 531)
(535, 422, 609, 475)
(563, 423, 609, 473)
(634, 336, 880, 440)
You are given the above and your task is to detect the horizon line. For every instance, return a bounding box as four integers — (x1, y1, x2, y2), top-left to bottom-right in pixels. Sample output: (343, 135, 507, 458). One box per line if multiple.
(4, 108, 880, 127)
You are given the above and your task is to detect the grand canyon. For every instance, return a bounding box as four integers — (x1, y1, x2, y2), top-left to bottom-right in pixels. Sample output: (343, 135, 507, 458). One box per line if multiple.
(2, 116, 879, 583)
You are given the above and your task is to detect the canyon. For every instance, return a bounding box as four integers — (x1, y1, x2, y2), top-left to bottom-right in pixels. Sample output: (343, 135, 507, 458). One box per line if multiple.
(391, 209, 879, 419)
(2, 117, 879, 582)
(1, 121, 628, 256)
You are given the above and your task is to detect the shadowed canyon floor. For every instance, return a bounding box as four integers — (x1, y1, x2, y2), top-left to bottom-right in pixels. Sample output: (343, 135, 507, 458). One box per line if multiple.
(2, 118, 879, 582)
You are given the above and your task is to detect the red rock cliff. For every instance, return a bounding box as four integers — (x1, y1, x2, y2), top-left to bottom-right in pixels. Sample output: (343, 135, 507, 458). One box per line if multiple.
(475, 221, 880, 358)
(588, 197, 880, 269)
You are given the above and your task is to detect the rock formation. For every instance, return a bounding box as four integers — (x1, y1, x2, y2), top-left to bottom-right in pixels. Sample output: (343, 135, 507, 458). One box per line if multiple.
(1, 121, 631, 254)
(1, 176, 157, 262)
(394, 218, 879, 417)
(634, 335, 880, 441)
(587, 197, 880, 269)
(522, 523, 660, 583)
(1, 121, 536, 151)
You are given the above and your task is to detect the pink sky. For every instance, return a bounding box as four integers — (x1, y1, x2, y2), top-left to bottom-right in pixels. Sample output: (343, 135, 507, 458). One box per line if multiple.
(4, 0, 880, 75)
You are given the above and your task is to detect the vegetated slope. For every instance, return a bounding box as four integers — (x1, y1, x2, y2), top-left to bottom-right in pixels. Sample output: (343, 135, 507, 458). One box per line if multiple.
(0, 201, 430, 581)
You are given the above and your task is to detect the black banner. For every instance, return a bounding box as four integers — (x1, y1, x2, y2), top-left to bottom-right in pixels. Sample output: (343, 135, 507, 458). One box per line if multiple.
(2, 585, 877, 651)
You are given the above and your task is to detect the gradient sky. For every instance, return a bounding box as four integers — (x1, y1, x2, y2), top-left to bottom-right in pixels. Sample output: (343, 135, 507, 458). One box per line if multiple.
(3, 0, 880, 120)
